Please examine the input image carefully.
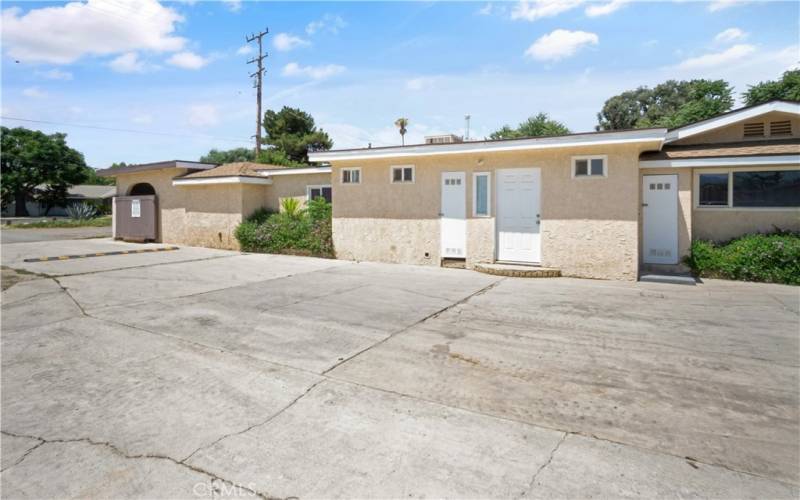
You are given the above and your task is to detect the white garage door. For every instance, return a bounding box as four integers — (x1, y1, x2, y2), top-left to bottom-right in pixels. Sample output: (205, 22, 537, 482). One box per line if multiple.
(496, 168, 541, 263)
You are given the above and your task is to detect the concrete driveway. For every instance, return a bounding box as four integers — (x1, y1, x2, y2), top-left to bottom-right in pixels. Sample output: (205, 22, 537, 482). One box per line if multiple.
(2, 238, 798, 499)
(1, 226, 111, 244)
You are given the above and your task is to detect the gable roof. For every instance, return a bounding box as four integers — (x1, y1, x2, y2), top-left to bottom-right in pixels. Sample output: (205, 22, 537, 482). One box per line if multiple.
(178, 162, 286, 179)
(640, 138, 800, 161)
(665, 100, 800, 143)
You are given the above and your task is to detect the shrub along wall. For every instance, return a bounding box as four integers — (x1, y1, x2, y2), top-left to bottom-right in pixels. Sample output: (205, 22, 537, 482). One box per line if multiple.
(685, 230, 800, 285)
(235, 197, 334, 258)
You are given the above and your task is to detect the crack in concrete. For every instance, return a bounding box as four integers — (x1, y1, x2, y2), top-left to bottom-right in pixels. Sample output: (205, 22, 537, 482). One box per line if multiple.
(38, 253, 240, 279)
(52, 277, 89, 317)
(0, 430, 282, 500)
(181, 379, 325, 463)
(0, 436, 45, 473)
(321, 278, 505, 375)
(519, 432, 567, 498)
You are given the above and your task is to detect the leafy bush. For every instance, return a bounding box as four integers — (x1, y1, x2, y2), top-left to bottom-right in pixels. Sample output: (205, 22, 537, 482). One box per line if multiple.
(685, 230, 800, 285)
(235, 200, 333, 258)
(65, 202, 97, 220)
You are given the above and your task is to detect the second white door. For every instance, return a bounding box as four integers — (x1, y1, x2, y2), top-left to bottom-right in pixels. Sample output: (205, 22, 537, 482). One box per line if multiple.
(497, 168, 541, 263)
(441, 172, 466, 258)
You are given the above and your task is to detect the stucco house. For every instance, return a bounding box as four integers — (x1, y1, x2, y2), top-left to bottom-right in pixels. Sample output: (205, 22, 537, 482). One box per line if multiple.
(307, 100, 800, 280)
(98, 160, 330, 249)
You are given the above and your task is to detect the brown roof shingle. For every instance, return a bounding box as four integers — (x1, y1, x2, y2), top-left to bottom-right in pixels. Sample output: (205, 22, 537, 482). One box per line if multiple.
(640, 139, 800, 161)
(178, 162, 289, 179)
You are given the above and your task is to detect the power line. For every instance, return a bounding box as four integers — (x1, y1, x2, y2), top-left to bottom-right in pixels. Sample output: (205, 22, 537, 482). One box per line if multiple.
(0, 116, 253, 144)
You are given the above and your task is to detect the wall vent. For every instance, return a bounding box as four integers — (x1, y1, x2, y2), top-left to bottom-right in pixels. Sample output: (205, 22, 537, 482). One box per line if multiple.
(769, 120, 792, 136)
(743, 122, 765, 138)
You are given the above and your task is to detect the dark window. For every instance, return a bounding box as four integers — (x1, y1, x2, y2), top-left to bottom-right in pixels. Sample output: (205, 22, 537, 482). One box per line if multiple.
(309, 186, 332, 203)
(590, 158, 604, 175)
(698, 173, 728, 206)
(392, 166, 414, 183)
(733, 170, 800, 207)
(575, 159, 588, 176)
(393, 168, 403, 182)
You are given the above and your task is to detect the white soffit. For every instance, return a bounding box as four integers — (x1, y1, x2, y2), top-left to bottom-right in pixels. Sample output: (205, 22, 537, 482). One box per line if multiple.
(665, 101, 800, 143)
(639, 155, 800, 168)
(308, 129, 666, 162)
(258, 166, 331, 176)
(173, 176, 273, 186)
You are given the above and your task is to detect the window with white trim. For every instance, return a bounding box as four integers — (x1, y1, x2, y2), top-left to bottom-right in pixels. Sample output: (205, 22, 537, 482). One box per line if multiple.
(473, 172, 491, 217)
(696, 169, 800, 208)
(307, 185, 332, 203)
(572, 156, 607, 178)
(341, 168, 361, 184)
(391, 165, 414, 183)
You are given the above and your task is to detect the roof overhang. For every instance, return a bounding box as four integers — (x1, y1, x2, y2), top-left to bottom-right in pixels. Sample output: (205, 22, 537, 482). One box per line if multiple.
(665, 101, 800, 143)
(257, 166, 331, 176)
(172, 176, 273, 186)
(98, 160, 218, 177)
(309, 129, 667, 162)
(640, 154, 800, 169)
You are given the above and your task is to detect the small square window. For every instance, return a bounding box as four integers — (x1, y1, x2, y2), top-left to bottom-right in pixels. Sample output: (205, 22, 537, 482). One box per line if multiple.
(573, 156, 606, 178)
(391, 165, 414, 183)
(341, 168, 360, 184)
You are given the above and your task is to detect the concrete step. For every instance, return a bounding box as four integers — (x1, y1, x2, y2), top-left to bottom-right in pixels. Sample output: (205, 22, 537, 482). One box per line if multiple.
(639, 273, 697, 286)
(474, 263, 561, 278)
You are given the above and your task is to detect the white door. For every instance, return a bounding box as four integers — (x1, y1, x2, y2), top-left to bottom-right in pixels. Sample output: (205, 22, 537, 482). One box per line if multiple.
(497, 168, 541, 263)
(441, 172, 467, 258)
(643, 174, 678, 264)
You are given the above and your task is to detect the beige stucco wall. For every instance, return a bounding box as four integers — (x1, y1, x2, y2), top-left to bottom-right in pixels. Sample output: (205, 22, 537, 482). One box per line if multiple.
(672, 111, 800, 145)
(330, 142, 660, 281)
(265, 173, 331, 212)
(115, 168, 331, 250)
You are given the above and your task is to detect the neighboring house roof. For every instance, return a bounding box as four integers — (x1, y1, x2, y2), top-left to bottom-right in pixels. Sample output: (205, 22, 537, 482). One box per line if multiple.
(96, 160, 217, 177)
(665, 100, 800, 143)
(308, 128, 667, 162)
(640, 139, 800, 161)
(178, 162, 277, 179)
(67, 185, 117, 199)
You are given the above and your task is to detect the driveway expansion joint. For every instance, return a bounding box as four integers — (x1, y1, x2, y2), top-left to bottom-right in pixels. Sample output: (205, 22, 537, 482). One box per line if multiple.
(0, 430, 281, 500)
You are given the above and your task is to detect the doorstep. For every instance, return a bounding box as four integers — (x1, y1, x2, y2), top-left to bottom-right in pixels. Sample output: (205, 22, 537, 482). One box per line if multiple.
(639, 273, 698, 286)
(474, 262, 561, 278)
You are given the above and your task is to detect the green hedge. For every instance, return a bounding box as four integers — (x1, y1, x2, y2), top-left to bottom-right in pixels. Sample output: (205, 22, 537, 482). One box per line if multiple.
(685, 231, 800, 285)
(234, 198, 334, 258)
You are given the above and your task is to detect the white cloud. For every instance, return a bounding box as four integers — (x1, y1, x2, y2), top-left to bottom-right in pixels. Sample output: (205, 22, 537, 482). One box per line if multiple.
(109, 52, 146, 74)
(585, 0, 630, 17)
(282, 62, 345, 80)
(525, 29, 599, 61)
(708, 0, 748, 12)
(406, 77, 438, 91)
(187, 104, 219, 128)
(37, 69, 73, 80)
(643, 39, 659, 48)
(273, 33, 311, 52)
(511, 0, 584, 21)
(714, 28, 748, 44)
(22, 87, 47, 98)
(676, 44, 756, 70)
(305, 14, 346, 35)
(1, 0, 185, 64)
(236, 44, 253, 56)
(222, 0, 241, 12)
(477, 3, 493, 15)
(167, 51, 209, 70)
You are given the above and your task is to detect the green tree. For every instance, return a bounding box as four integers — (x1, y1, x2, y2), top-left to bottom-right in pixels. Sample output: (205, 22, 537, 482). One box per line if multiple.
(1, 127, 88, 216)
(596, 79, 734, 130)
(82, 166, 115, 185)
(199, 148, 255, 164)
(743, 70, 800, 106)
(490, 112, 570, 140)
(262, 106, 332, 164)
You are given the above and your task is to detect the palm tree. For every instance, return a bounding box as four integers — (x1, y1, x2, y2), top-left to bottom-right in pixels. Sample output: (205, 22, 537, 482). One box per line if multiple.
(394, 117, 409, 146)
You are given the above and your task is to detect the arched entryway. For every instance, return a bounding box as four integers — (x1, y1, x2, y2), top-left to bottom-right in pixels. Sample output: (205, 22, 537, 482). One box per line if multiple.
(129, 183, 156, 196)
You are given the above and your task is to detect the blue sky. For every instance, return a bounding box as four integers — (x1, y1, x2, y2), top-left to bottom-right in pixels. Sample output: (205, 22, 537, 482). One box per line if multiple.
(2, 0, 798, 167)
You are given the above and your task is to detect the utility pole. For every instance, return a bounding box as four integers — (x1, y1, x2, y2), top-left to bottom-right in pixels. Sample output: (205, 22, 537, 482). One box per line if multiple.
(464, 114, 471, 141)
(246, 28, 268, 157)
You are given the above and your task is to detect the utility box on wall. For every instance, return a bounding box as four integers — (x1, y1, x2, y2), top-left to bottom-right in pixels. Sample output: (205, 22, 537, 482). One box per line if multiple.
(113, 195, 158, 241)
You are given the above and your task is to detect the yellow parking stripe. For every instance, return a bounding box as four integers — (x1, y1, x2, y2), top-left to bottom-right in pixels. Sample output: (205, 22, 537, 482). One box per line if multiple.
(23, 246, 180, 263)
